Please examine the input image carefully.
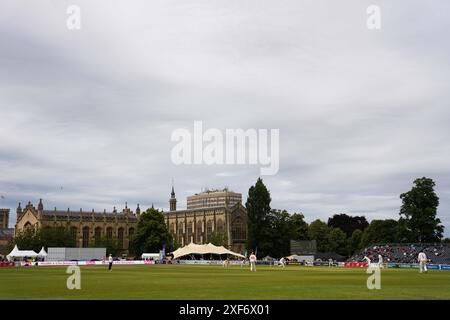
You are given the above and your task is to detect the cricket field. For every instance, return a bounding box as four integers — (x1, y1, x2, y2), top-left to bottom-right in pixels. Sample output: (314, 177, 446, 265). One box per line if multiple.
(1, 265, 449, 300)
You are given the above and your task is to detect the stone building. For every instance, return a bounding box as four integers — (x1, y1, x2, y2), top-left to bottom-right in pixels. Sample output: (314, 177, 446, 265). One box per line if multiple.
(0, 208, 10, 229)
(0, 209, 14, 257)
(164, 188, 247, 253)
(14, 200, 139, 251)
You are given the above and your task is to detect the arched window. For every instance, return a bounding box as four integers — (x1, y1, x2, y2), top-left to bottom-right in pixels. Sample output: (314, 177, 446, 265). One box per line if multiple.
(106, 227, 113, 240)
(128, 227, 135, 249)
(216, 219, 224, 233)
(206, 220, 213, 242)
(128, 227, 135, 238)
(23, 222, 33, 230)
(187, 222, 193, 244)
(94, 227, 102, 244)
(118, 227, 124, 249)
(70, 227, 77, 242)
(178, 222, 184, 244)
(196, 222, 203, 243)
(231, 217, 246, 241)
(82, 227, 89, 248)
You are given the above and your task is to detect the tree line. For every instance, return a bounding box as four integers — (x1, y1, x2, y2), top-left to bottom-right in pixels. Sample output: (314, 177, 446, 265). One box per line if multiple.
(246, 177, 447, 258)
(10, 176, 447, 258)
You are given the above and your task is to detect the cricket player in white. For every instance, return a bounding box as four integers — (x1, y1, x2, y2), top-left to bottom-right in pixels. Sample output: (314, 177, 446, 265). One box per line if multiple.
(108, 254, 113, 271)
(378, 254, 383, 268)
(418, 251, 428, 273)
(249, 252, 257, 272)
(278, 257, 286, 268)
(363, 256, 371, 267)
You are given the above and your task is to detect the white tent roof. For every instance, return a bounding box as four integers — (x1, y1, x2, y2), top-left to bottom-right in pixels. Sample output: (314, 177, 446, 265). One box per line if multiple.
(142, 253, 160, 258)
(38, 247, 47, 257)
(6, 245, 39, 260)
(171, 243, 245, 259)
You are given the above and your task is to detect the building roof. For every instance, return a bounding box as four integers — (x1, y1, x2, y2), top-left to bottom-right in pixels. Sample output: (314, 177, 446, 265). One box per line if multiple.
(42, 210, 128, 217)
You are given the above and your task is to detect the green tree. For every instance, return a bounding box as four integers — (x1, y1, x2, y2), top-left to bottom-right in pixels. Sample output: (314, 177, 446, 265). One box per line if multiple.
(399, 177, 444, 242)
(290, 212, 309, 240)
(327, 213, 368, 238)
(348, 229, 364, 254)
(361, 219, 399, 247)
(307, 220, 331, 252)
(209, 231, 228, 247)
(40, 226, 76, 248)
(328, 228, 347, 256)
(11, 225, 75, 252)
(10, 227, 39, 252)
(90, 237, 121, 256)
(258, 209, 294, 257)
(245, 177, 271, 254)
(129, 207, 174, 257)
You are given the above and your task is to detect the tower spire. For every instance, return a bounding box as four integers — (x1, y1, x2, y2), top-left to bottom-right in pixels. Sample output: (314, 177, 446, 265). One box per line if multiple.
(169, 180, 177, 211)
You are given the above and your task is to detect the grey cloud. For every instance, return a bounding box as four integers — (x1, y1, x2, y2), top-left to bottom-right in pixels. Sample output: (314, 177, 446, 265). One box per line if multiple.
(0, 0, 449, 235)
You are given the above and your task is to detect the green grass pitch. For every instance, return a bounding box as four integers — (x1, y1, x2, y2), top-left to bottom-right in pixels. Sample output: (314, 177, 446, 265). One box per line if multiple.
(1, 265, 449, 300)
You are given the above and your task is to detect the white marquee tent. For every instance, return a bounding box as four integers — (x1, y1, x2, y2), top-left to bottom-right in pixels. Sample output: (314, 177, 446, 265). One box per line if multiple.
(38, 247, 47, 258)
(171, 243, 245, 259)
(6, 245, 39, 261)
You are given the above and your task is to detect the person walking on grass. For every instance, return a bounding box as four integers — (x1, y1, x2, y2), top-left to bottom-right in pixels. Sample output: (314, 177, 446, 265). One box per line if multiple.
(108, 254, 113, 271)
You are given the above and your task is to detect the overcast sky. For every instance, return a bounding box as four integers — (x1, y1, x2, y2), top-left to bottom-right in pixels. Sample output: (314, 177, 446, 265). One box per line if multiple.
(1, 0, 449, 236)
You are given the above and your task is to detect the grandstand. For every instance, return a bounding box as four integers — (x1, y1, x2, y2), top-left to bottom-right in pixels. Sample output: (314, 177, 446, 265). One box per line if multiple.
(349, 243, 450, 264)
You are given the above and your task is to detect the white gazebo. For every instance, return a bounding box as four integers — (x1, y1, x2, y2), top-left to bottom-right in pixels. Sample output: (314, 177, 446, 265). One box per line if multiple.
(38, 247, 48, 259)
(6, 245, 39, 261)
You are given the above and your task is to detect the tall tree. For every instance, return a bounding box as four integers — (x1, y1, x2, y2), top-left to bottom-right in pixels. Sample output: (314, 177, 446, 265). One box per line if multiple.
(290, 212, 309, 240)
(307, 219, 331, 253)
(328, 228, 347, 256)
(360, 219, 399, 247)
(348, 229, 364, 254)
(245, 177, 271, 255)
(327, 213, 369, 238)
(258, 209, 293, 257)
(399, 177, 444, 242)
(129, 207, 174, 257)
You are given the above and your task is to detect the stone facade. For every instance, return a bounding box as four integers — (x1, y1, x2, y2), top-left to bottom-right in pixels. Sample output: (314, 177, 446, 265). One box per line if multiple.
(0, 209, 13, 257)
(165, 189, 247, 253)
(14, 200, 139, 251)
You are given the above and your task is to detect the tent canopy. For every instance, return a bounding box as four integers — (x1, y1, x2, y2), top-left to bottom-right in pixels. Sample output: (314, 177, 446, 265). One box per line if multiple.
(171, 243, 245, 259)
(262, 255, 276, 261)
(38, 247, 47, 257)
(6, 245, 39, 260)
(286, 254, 313, 261)
(142, 253, 160, 259)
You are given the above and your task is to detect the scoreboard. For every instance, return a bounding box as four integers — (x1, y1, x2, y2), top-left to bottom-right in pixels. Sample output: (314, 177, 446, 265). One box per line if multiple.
(290, 240, 317, 255)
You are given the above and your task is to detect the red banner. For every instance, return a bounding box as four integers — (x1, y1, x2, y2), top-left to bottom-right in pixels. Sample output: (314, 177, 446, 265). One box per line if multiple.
(344, 262, 368, 267)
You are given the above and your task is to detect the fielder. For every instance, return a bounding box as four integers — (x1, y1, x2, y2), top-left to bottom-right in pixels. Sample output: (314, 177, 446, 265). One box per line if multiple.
(378, 254, 384, 268)
(418, 251, 428, 273)
(249, 252, 257, 272)
(108, 254, 113, 271)
(278, 257, 286, 268)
